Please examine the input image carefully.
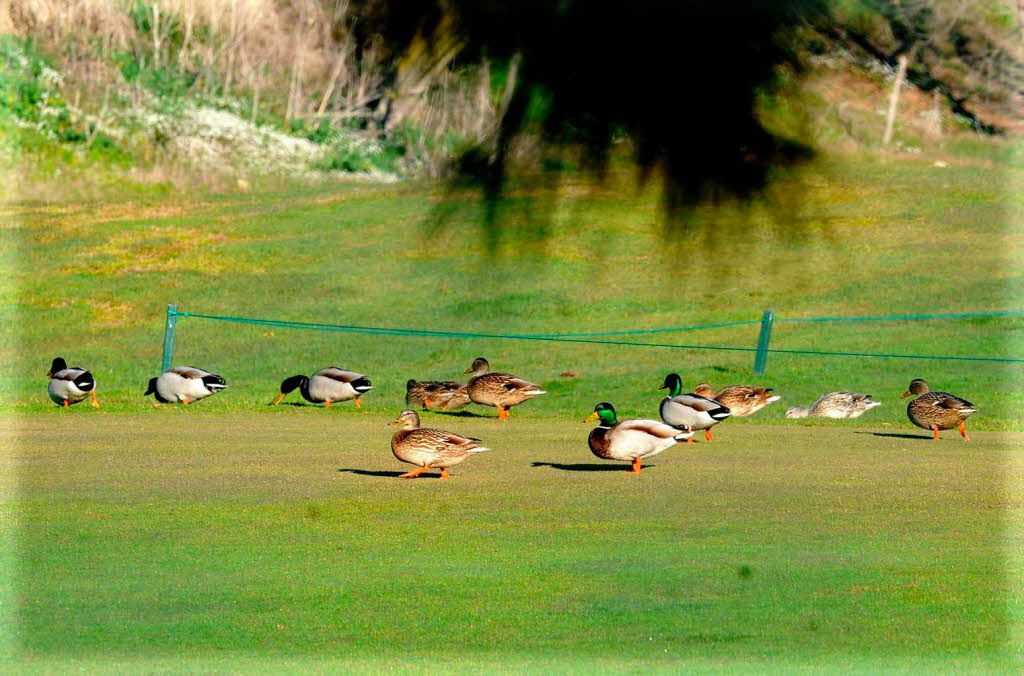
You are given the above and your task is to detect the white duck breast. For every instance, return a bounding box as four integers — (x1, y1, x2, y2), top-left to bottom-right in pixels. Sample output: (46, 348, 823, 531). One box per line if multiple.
(607, 420, 689, 458)
(660, 394, 731, 431)
(149, 366, 227, 404)
(47, 367, 95, 406)
(307, 367, 372, 402)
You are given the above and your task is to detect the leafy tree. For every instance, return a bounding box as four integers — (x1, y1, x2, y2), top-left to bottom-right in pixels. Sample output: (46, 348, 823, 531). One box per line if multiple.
(355, 0, 828, 233)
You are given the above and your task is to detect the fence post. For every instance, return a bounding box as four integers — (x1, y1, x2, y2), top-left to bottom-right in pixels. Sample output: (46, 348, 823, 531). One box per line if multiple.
(161, 304, 178, 371)
(754, 309, 774, 375)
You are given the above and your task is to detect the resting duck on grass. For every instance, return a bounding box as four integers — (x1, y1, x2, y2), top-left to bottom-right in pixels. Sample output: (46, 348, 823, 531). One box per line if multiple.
(694, 382, 780, 417)
(389, 409, 489, 479)
(47, 357, 99, 408)
(272, 367, 371, 408)
(785, 392, 881, 419)
(659, 373, 731, 443)
(464, 357, 545, 420)
(901, 378, 976, 441)
(405, 379, 470, 411)
(586, 402, 693, 474)
(145, 366, 227, 405)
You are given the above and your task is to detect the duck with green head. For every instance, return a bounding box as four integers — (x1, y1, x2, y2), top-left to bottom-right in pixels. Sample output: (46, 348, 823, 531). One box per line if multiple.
(585, 402, 693, 474)
(272, 367, 372, 408)
(659, 373, 731, 442)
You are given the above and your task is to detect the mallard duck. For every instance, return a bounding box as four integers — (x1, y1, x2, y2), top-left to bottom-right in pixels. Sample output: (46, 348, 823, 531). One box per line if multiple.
(901, 378, 976, 440)
(785, 392, 881, 419)
(405, 379, 471, 411)
(144, 366, 227, 405)
(586, 402, 693, 473)
(659, 373, 731, 442)
(388, 409, 490, 478)
(47, 357, 98, 408)
(694, 382, 780, 417)
(464, 357, 546, 420)
(272, 367, 371, 408)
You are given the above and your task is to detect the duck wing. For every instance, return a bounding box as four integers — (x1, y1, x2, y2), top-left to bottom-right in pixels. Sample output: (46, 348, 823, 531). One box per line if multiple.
(672, 394, 730, 416)
(933, 393, 975, 411)
(317, 367, 366, 383)
(616, 418, 692, 440)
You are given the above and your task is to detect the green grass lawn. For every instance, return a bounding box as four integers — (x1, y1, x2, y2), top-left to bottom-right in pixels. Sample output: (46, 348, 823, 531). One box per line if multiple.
(3, 412, 1022, 670)
(2, 148, 1023, 669)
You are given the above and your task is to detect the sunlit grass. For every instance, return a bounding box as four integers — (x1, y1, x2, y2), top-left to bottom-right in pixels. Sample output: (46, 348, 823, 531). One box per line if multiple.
(4, 413, 1022, 669)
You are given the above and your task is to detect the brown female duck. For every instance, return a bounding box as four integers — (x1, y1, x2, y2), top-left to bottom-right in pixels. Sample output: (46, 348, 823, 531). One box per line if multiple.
(388, 410, 490, 478)
(901, 378, 976, 440)
(785, 392, 881, 419)
(464, 357, 545, 420)
(405, 379, 471, 411)
(694, 382, 780, 417)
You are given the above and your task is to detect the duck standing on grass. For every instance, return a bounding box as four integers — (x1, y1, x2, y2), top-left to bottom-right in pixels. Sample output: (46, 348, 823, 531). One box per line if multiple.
(47, 357, 99, 408)
(694, 382, 780, 417)
(785, 392, 881, 419)
(389, 410, 489, 479)
(901, 378, 976, 441)
(659, 373, 731, 443)
(464, 357, 546, 420)
(272, 367, 372, 408)
(405, 379, 470, 411)
(144, 366, 227, 405)
(586, 402, 693, 474)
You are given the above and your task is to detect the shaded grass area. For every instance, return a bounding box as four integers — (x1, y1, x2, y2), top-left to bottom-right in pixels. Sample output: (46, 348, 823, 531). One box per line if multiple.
(3, 413, 1022, 669)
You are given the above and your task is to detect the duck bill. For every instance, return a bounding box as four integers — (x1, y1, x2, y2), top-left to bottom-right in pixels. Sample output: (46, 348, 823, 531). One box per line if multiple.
(271, 393, 286, 406)
(900, 392, 912, 398)
(584, 412, 600, 423)
(657, 384, 666, 390)
(463, 367, 474, 375)
(387, 420, 401, 426)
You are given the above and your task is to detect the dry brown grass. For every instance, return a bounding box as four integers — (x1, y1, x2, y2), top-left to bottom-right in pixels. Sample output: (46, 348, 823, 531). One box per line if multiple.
(3, 0, 496, 137)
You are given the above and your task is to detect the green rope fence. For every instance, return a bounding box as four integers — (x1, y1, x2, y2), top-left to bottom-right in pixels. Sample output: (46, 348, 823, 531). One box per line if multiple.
(160, 305, 1024, 374)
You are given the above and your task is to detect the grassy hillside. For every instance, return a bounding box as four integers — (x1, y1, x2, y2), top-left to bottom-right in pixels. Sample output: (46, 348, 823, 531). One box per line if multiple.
(2, 151, 1022, 429)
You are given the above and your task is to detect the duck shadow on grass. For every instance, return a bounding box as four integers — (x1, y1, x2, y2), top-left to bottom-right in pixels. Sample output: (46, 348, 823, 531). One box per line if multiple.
(857, 431, 934, 440)
(338, 468, 407, 478)
(423, 410, 490, 418)
(532, 461, 650, 472)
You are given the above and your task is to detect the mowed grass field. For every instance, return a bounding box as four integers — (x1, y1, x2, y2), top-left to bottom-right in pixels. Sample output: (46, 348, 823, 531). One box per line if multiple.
(3, 413, 1023, 670)
(0, 153, 1022, 426)
(2, 149, 1024, 669)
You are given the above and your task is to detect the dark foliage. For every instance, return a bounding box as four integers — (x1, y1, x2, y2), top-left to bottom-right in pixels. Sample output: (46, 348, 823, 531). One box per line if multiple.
(354, 0, 827, 230)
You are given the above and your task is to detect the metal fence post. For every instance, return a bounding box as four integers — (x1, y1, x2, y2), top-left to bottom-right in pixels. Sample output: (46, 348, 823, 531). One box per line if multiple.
(753, 309, 774, 375)
(162, 304, 178, 371)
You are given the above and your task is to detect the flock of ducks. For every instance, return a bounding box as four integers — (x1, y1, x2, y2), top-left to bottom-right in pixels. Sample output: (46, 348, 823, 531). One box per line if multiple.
(46, 356, 978, 477)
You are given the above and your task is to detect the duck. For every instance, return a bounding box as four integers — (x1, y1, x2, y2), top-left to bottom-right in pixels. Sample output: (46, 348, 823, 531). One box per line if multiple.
(658, 373, 731, 442)
(144, 366, 228, 405)
(785, 392, 881, 419)
(47, 357, 99, 408)
(901, 378, 976, 441)
(694, 382, 780, 417)
(463, 357, 546, 420)
(586, 402, 693, 474)
(388, 409, 490, 478)
(405, 379, 471, 411)
(272, 367, 372, 408)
